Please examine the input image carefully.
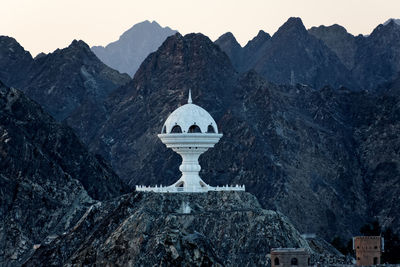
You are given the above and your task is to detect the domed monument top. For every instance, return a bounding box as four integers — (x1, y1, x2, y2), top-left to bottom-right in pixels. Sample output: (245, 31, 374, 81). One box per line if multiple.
(161, 90, 218, 134)
(136, 90, 245, 193)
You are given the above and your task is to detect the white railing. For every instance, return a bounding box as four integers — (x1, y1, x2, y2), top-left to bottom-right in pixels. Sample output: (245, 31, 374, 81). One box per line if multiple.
(135, 184, 245, 193)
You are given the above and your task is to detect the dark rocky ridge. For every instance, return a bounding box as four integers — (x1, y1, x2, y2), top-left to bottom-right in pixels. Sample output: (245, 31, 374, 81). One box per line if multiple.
(0, 81, 128, 265)
(310, 20, 400, 91)
(0, 36, 131, 121)
(214, 32, 243, 71)
(215, 17, 357, 90)
(26, 191, 340, 266)
(0, 36, 33, 89)
(66, 32, 400, 241)
(24, 40, 131, 120)
(308, 24, 357, 70)
(92, 20, 177, 76)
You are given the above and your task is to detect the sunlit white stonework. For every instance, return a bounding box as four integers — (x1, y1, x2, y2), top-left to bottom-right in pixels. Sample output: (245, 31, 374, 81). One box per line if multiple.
(136, 90, 245, 193)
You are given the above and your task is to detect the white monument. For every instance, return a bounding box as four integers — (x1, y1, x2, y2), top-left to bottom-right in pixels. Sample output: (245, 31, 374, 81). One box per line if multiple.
(136, 90, 245, 193)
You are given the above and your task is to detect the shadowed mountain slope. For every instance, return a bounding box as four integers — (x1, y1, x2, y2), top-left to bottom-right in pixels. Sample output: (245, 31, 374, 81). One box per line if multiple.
(0, 81, 128, 265)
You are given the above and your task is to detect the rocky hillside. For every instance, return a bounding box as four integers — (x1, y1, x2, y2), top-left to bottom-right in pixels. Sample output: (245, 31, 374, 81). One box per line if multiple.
(92, 20, 177, 76)
(0, 81, 128, 265)
(25, 191, 317, 266)
(0, 37, 130, 121)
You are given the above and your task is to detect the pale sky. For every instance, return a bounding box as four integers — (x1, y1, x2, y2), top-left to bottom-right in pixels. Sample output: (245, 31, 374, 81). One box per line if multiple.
(1, 0, 399, 56)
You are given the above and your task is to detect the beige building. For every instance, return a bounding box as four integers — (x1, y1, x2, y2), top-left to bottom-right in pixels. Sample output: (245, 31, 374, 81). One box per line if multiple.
(271, 248, 310, 267)
(353, 236, 384, 266)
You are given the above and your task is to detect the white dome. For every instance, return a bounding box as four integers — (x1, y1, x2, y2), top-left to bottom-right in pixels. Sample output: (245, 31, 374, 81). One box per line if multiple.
(162, 103, 218, 134)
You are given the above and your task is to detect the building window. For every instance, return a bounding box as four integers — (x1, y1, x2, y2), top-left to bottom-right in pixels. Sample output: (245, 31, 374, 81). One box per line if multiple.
(373, 257, 378, 265)
(291, 258, 298, 265)
(188, 125, 201, 133)
(207, 124, 215, 133)
(171, 125, 182, 133)
(274, 257, 280, 266)
(308, 258, 310, 266)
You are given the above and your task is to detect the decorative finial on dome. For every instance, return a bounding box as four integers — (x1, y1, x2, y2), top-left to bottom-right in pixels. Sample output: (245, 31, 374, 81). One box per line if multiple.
(188, 89, 192, 104)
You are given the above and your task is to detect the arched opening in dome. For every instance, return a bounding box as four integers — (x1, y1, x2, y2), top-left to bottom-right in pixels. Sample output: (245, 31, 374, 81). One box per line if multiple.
(274, 257, 280, 266)
(161, 125, 166, 133)
(171, 125, 182, 133)
(175, 181, 184, 187)
(291, 258, 298, 266)
(207, 124, 215, 133)
(188, 125, 201, 133)
(199, 181, 207, 188)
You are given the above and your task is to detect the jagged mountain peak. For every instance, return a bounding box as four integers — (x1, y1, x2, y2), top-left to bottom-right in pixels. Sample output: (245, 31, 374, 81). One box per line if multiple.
(0, 36, 33, 88)
(138, 32, 234, 75)
(0, 35, 32, 57)
(243, 30, 271, 50)
(22, 39, 130, 121)
(383, 18, 400, 26)
(370, 19, 400, 38)
(309, 24, 354, 37)
(274, 17, 308, 38)
(215, 32, 241, 47)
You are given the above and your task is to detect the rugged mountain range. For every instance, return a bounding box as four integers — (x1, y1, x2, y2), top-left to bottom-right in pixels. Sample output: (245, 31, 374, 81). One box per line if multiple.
(0, 81, 128, 265)
(216, 17, 400, 91)
(1, 17, 399, 258)
(92, 20, 177, 76)
(0, 37, 130, 121)
(215, 18, 356, 90)
(64, 31, 400, 241)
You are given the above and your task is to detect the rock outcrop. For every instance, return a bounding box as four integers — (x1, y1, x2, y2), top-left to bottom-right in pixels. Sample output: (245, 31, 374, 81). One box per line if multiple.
(0, 81, 128, 265)
(92, 20, 177, 76)
(25, 191, 314, 266)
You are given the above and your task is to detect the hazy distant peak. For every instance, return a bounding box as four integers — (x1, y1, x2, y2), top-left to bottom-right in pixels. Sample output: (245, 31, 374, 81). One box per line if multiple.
(91, 20, 177, 76)
(119, 20, 176, 41)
